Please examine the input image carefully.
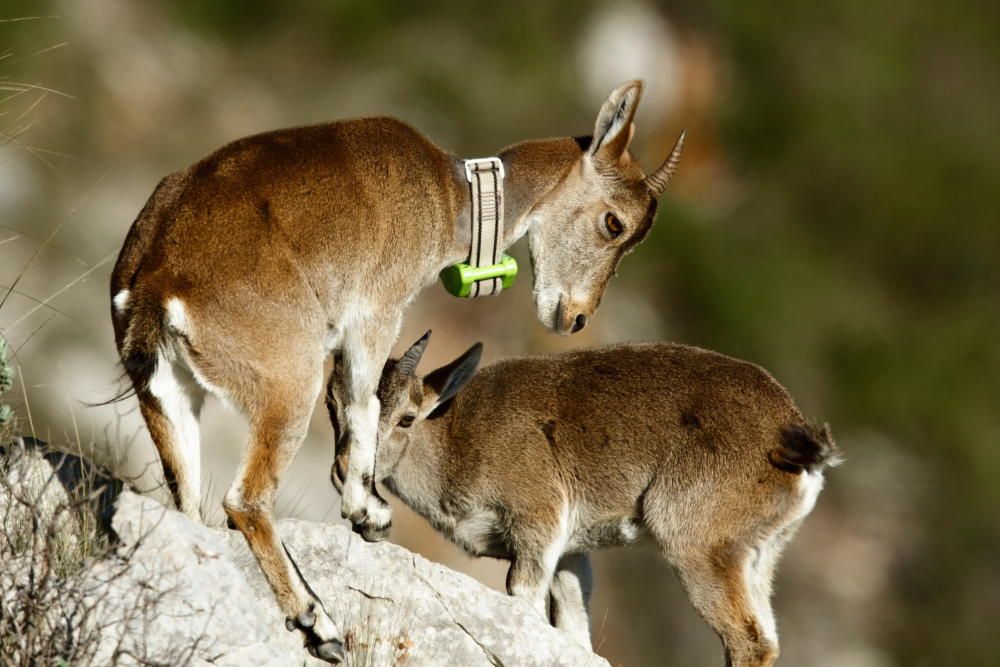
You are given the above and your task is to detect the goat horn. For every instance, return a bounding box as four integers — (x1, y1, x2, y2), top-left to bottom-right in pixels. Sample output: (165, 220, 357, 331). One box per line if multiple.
(645, 130, 686, 197)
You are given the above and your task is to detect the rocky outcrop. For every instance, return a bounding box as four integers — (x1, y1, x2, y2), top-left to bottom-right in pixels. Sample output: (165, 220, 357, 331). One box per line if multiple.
(102, 491, 609, 666)
(2, 444, 609, 666)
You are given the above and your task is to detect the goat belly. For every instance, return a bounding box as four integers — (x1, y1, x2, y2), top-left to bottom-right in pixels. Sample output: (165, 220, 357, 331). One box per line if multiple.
(449, 509, 511, 559)
(574, 516, 648, 550)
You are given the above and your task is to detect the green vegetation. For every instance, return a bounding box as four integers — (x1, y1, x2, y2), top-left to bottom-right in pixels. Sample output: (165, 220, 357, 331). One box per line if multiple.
(648, 4, 1000, 663)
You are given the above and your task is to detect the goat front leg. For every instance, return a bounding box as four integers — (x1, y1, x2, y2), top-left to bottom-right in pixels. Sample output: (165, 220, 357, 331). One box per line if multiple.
(550, 552, 594, 646)
(507, 513, 570, 618)
(336, 318, 396, 540)
(325, 356, 349, 498)
(507, 556, 553, 618)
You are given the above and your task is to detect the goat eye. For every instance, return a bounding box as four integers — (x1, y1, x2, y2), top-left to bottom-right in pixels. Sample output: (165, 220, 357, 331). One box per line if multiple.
(604, 212, 624, 238)
(398, 415, 416, 428)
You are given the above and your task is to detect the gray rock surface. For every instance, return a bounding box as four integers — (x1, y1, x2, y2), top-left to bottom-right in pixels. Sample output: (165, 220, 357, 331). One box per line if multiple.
(90, 490, 610, 666)
(86, 490, 296, 665)
(1, 438, 121, 553)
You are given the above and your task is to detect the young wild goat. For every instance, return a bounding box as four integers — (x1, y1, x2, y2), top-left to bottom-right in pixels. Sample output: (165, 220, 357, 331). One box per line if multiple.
(110, 80, 683, 660)
(327, 334, 841, 667)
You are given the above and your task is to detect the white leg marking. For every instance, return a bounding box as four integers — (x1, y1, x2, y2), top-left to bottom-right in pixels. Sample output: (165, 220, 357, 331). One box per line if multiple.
(345, 394, 379, 468)
(551, 552, 593, 647)
(517, 503, 573, 616)
(341, 393, 384, 521)
(113, 289, 130, 314)
(744, 540, 779, 647)
(742, 471, 826, 648)
(542, 503, 573, 578)
(223, 472, 245, 513)
(338, 313, 397, 527)
(148, 349, 204, 518)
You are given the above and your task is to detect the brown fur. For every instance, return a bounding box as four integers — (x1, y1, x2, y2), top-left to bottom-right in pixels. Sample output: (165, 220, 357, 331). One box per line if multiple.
(330, 340, 840, 667)
(135, 392, 188, 508)
(110, 80, 686, 661)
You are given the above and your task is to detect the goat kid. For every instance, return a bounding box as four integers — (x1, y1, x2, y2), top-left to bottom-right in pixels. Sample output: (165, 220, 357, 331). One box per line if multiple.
(111, 80, 683, 661)
(327, 334, 841, 667)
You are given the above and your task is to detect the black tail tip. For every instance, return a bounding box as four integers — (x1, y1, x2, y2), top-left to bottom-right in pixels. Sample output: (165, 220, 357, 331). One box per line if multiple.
(83, 360, 147, 408)
(769, 423, 842, 475)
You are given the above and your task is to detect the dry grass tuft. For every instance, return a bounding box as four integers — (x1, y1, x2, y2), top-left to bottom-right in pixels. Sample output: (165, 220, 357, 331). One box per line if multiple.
(0, 441, 206, 666)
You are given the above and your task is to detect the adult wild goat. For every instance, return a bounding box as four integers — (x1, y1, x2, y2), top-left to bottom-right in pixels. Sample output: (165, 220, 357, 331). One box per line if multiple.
(110, 81, 683, 661)
(327, 334, 841, 667)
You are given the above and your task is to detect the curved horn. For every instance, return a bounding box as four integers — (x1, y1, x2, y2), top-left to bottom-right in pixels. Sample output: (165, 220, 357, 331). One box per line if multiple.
(397, 330, 431, 376)
(645, 130, 686, 197)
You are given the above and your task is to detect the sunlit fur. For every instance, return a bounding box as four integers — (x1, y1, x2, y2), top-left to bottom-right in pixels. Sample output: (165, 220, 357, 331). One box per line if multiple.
(110, 80, 682, 662)
(328, 338, 840, 667)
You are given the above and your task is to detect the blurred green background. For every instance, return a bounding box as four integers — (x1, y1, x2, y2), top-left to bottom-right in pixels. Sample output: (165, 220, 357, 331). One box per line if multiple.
(1, 1, 997, 665)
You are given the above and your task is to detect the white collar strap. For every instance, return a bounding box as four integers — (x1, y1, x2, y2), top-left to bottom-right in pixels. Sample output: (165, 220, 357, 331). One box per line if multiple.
(463, 157, 506, 297)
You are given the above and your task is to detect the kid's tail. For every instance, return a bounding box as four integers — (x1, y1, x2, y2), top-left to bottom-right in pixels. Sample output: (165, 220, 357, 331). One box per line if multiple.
(769, 423, 843, 474)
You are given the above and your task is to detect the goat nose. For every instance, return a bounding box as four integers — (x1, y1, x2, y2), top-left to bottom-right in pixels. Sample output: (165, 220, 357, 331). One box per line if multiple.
(572, 313, 588, 333)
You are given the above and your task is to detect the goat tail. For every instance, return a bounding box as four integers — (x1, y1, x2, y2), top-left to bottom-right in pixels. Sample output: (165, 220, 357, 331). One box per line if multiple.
(90, 292, 166, 407)
(769, 422, 843, 475)
(119, 292, 167, 394)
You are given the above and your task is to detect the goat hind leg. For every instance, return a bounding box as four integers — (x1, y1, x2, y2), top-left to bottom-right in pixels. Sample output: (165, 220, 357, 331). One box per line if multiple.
(507, 555, 553, 618)
(508, 513, 570, 618)
(224, 382, 344, 663)
(670, 545, 778, 667)
(138, 355, 205, 521)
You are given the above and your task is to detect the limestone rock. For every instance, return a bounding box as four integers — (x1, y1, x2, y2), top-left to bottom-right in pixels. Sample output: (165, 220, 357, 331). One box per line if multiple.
(81, 489, 609, 666)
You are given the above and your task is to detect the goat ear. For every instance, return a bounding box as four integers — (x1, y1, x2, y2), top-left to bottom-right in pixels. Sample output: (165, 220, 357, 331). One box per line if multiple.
(423, 343, 483, 412)
(590, 80, 643, 168)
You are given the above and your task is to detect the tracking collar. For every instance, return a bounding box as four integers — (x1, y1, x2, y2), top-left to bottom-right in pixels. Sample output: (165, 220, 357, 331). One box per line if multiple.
(440, 157, 518, 298)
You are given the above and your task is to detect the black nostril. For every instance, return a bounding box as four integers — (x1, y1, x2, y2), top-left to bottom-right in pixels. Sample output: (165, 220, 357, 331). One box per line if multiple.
(572, 314, 588, 333)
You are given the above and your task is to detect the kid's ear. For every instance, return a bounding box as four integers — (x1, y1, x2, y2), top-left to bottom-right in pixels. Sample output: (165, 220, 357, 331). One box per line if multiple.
(590, 80, 643, 168)
(421, 343, 483, 414)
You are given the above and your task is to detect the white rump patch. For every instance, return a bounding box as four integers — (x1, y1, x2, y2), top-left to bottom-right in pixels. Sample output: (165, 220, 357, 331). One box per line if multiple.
(794, 470, 825, 523)
(165, 297, 190, 335)
(159, 297, 234, 408)
(113, 289, 130, 314)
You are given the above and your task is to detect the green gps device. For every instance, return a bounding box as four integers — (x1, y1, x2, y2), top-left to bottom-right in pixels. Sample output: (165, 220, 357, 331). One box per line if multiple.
(440, 254, 518, 298)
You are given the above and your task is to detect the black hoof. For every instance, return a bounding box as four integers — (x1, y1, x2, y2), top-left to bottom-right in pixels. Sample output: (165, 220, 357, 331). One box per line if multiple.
(313, 640, 345, 663)
(355, 519, 391, 543)
(343, 506, 369, 524)
(286, 605, 343, 663)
